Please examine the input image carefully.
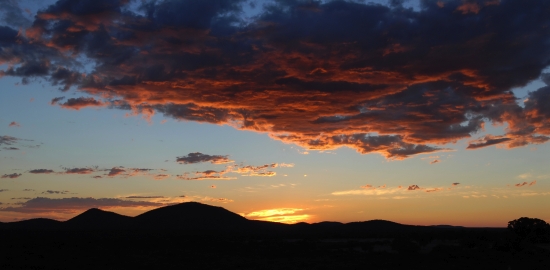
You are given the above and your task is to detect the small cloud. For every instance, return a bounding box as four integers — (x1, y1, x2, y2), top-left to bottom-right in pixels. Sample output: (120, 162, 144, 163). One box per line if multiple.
(518, 173, 532, 179)
(176, 152, 233, 164)
(0, 189, 8, 192)
(430, 159, 440, 164)
(425, 188, 443, 193)
(407, 185, 421, 191)
(278, 163, 295, 168)
(452, 183, 460, 186)
(29, 169, 55, 174)
(63, 168, 95, 174)
(59, 97, 104, 110)
(0, 135, 19, 146)
(467, 135, 512, 149)
(50, 96, 65, 105)
(3, 147, 19, 150)
(8, 121, 20, 127)
(515, 181, 536, 187)
(210, 185, 216, 188)
(23, 189, 34, 191)
(92, 176, 103, 179)
(41, 190, 69, 195)
(1, 173, 22, 179)
(107, 167, 126, 177)
(153, 174, 170, 180)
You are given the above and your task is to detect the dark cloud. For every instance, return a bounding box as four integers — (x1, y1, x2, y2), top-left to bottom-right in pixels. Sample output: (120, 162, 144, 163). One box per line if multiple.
(0, 135, 19, 146)
(1, 0, 550, 158)
(0, 0, 32, 28)
(467, 135, 513, 149)
(430, 159, 440, 164)
(452, 183, 460, 186)
(1, 173, 22, 179)
(0, 189, 8, 192)
(29, 169, 55, 174)
(176, 152, 233, 164)
(11, 197, 31, 200)
(50, 96, 65, 105)
(0, 197, 164, 213)
(8, 121, 20, 127)
(63, 167, 95, 174)
(407, 185, 421, 191)
(107, 167, 126, 177)
(59, 97, 104, 110)
(3, 147, 19, 150)
(41, 190, 69, 195)
(23, 189, 34, 192)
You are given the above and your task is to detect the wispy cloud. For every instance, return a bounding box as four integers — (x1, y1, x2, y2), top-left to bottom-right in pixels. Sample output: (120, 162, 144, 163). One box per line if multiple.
(1, 173, 22, 179)
(515, 181, 537, 187)
(176, 152, 233, 164)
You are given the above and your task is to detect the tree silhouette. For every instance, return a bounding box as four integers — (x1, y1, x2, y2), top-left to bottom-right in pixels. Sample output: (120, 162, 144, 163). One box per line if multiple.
(507, 217, 550, 243)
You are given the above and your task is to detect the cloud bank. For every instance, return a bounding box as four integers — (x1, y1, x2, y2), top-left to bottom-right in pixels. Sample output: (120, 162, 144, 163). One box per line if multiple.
(1, 0, 550, 158)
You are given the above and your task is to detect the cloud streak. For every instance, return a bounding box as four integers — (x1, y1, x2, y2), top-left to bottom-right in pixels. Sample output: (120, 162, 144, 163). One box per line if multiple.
(0, 197, 164, 213)
(176, 152, 233, 164)
(1, 173, 22, 179)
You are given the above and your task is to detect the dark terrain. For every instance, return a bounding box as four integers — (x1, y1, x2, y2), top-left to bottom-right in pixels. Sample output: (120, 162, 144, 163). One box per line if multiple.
(1, 202, 548, 269)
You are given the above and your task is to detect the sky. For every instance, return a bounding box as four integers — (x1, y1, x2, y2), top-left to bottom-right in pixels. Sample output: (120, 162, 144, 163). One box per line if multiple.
(1, 0, 549, 227)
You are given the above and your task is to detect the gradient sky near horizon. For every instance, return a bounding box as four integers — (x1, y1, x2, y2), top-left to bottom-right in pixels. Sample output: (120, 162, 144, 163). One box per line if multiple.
(1, 0, 550, 227)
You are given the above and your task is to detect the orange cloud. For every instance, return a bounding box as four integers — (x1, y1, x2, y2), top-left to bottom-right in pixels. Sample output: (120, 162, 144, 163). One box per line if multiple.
(515, 181, 536, 187)
(8, 121, 20, 127)
(2, 0, 550, 160)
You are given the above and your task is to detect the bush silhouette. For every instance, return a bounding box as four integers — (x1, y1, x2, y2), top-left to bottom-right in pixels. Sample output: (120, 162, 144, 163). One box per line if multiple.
(507, 217, 550, 243)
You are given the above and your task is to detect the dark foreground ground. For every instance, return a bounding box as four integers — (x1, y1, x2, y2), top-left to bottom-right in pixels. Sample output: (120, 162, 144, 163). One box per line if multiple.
(2, 229, 549, 270)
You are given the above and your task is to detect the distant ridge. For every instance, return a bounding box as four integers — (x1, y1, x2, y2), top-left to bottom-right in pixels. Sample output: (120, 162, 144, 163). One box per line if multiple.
(0, 202, 469, 236)
(64, 208, 132, 229)
(134, 201, 249, 230)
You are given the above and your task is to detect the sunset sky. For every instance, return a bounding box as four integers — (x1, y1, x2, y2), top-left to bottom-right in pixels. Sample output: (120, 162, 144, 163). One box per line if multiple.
(1, 0, 549, 227)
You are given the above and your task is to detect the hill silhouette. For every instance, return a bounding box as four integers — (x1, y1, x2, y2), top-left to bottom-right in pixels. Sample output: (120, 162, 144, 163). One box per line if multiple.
(64, 208, 132, 229)
(134, 201, 249, 230)
(0, 202, 459, 236)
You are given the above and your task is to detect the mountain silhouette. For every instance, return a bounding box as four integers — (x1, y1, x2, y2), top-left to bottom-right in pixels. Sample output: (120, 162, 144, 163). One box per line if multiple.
(1, 218, 62, 230)
(64, 208, 132, 229)
(0, 202, 459, 236)
(133, 201, 249, 230)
